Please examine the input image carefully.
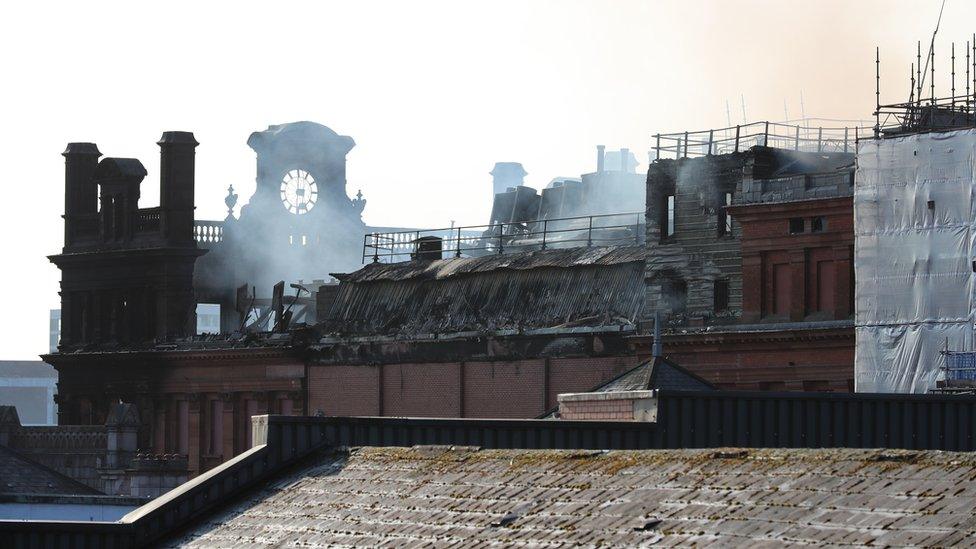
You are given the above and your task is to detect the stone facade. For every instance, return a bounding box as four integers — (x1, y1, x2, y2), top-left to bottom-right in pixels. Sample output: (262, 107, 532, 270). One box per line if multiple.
(0, 404, 186, 497)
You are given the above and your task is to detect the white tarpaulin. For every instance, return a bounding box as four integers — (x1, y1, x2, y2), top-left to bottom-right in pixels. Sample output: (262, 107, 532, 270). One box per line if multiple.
(854, 129, 976, 393)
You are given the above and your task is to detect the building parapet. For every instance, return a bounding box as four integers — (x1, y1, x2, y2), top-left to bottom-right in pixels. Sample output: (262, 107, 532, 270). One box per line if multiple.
(8, 388, 976, 547)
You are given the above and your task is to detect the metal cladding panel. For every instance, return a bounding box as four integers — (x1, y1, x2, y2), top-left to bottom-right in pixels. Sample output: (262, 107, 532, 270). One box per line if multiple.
(658, 390, 976, 451)
(301, 391, 976, 452)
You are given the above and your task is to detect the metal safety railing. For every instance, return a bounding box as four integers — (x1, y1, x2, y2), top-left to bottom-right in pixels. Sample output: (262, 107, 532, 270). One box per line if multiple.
(653, 121, 871, 160)
(363, 211, 645, 263)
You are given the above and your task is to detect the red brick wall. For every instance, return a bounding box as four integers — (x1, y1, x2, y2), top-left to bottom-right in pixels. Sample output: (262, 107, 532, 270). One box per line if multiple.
(643, 331, 855, 392)
(463, 360, 545, 418)
(382, 363, 461, 417)
(546, 357, 635, 410)
(308, 355, 639, 420)
(731, 197, 854, 323)
(308, 364, 380, 416)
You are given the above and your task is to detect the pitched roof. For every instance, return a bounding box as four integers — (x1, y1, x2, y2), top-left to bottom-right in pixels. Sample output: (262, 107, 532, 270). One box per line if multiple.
(539, 356, 715, 418)
(322, 246, 645, 336)
(0, 444, 100, 496)
(166, 445, 976, 547)
(595, 356, 714, 392)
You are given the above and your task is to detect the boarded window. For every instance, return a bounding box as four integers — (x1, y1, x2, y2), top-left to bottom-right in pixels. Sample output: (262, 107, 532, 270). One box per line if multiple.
(773, 264, 791, 317)
(806, 247, 836, 315)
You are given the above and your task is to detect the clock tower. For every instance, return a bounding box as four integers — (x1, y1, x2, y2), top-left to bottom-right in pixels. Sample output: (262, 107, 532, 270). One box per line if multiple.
(194, 122, 367, 318)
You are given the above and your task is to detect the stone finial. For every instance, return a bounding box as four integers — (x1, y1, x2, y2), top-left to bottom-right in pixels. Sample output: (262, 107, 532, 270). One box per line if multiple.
(225, 185, 239, 218)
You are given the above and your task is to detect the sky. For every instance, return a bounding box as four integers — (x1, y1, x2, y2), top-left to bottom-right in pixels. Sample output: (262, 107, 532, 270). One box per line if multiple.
(0, 0, 972, 359)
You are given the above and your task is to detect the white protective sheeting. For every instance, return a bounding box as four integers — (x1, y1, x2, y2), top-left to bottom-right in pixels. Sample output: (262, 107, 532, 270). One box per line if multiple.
(854, 129, 976, 393)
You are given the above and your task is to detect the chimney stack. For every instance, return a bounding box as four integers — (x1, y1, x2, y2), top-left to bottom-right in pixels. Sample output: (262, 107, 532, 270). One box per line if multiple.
(62, 143, 101, 247)
(158, 131, 198, 245)
(596, 145, 605, 173)
(620, 148, 630, 173)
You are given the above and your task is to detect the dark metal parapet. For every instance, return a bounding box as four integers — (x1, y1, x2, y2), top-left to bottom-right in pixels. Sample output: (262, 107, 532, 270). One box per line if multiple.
(363, 211, 645, 263)
(6, 389, 976, 547)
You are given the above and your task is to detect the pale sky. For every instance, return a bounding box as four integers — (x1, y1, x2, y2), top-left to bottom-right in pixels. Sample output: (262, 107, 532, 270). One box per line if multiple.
(0, 0, 970, 359)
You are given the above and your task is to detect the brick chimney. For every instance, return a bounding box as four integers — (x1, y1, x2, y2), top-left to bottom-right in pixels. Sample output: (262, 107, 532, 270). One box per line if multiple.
(62, 142, 101, 247)
(158, 131, 198, 245)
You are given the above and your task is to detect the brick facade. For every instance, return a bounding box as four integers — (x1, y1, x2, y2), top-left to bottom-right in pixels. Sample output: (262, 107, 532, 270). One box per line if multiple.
(308, 356, 637, 419)
(557, 390, 657, 421)
(633, 325, 855, 392)
(729, 196, 854, 323)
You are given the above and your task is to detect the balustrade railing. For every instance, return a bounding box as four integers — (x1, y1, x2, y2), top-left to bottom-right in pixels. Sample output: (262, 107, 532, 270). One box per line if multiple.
(193, 220, 224, 246)
(135, 207, 162, 233)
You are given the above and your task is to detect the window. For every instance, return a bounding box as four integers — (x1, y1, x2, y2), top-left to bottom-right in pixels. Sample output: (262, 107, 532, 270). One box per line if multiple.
(713, 279, 729, 312)
(662, 276, 688, 313)
(789, 217, 805, 234)
(665, 194, 676, 238)
(718, 192, 733, 236)
(811, 216, 825, 233)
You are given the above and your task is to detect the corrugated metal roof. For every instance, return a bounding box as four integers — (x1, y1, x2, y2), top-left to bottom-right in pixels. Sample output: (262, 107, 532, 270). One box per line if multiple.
(166, 445, 976, 547)
(324, 246, 645, 335)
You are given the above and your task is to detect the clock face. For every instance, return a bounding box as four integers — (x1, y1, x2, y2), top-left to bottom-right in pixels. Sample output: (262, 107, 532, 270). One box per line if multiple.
(280, 169, 318, 215)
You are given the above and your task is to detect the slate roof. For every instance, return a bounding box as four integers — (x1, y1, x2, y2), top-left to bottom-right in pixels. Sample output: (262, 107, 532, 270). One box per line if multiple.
(0, 444, 100, 496)
(539, 356, 715, 418)
(322, 246, 645, 336)
(595, 356, 714, 393)
(167, 445, 976, 547)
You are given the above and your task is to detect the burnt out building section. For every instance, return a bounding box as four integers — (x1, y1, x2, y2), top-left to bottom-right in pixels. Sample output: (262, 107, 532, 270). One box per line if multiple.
(309, 246, 647, 418)
(321, 246, 644, 336)
(645, 145, 854, 327)
(646, 152, 745, 325)
(639, 130, 857, 392)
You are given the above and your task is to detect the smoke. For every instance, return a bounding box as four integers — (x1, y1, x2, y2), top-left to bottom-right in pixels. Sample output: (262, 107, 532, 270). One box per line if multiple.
(486, 148, 647, 247)
(194, 122, 368, 323)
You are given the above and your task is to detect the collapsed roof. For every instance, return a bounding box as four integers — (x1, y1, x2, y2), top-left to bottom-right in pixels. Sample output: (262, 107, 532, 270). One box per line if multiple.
(322, 246, 645, 336)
